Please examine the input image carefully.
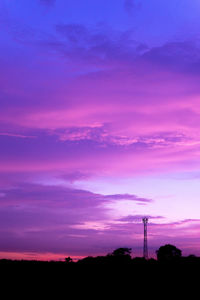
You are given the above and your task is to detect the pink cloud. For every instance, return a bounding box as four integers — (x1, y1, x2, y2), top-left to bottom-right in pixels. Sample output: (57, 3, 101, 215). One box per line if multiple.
(1, 128, 200, 177)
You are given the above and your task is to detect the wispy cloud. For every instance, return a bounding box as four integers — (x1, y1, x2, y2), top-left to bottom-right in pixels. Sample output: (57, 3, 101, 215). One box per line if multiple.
(117, 215, 164, 223)
(0, 183, 151, 208)
(124, 0, 141, 14)
(39, 0, 56, 6)
(0, 132, 35, 139)
(0, 182, 152, 256)
(1, 181, 200, 258)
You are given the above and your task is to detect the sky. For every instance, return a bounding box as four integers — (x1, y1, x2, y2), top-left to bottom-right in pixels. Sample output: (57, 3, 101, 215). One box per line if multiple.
(1, 0, 200, 261)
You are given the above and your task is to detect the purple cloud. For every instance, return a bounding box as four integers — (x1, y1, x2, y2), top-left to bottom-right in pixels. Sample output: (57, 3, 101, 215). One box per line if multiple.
(0, 182, 152, 257)
(0, 183, 151, 208)
(39, 0, 56, 6)
(141, 40, 200, 74)
(0, 132, 36, 139)
(124, 0, 141, 13)
(103, 194, 151, 203)
(0, 181, 199, 258)
(117, 215, 164, 222)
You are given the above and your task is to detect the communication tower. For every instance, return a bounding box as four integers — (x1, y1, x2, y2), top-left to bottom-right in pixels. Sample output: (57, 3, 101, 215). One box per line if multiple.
(142, 217, 148, 259)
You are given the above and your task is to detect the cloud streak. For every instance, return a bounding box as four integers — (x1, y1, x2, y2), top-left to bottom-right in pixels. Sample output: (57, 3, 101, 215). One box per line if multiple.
(39, 0, 56, 6)
(0, 182, 152, 257)
(124, 0, 141, 13)
(0, 181, 199, 258)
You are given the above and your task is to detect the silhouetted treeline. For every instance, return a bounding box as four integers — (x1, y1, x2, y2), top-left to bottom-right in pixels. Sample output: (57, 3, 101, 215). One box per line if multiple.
(1, 244, 200, 268)
(1, 245, 198, 297)
(1, 244, 200, 293)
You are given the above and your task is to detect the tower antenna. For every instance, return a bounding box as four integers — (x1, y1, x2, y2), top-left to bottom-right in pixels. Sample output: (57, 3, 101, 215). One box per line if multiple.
(142, 217, 148, 259)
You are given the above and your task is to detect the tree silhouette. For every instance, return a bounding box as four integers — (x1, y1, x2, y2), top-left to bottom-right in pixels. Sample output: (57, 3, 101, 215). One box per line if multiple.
(65, 257, 73, 263)
(111, 248, 132, 257)
(156, 244, 182, 262)
(105, 247, 132, 264)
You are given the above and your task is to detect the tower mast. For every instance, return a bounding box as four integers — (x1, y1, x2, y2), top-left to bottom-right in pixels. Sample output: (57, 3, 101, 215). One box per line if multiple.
(142, 217, 148, 259)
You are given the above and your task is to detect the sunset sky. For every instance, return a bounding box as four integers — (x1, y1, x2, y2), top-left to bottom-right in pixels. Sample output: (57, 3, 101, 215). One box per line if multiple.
(1, 0, 200, 260)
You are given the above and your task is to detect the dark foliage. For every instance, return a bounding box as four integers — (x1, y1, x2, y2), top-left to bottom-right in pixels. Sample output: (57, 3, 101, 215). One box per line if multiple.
(156, 244, 182, 262)
(65, 256, 74, 263)
(111, 247, 132, 256)
(1, 245, 200, 275)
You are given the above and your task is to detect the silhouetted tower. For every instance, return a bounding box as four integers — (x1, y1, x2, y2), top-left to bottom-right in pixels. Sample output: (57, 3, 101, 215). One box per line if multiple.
(142, 217, 148, 259)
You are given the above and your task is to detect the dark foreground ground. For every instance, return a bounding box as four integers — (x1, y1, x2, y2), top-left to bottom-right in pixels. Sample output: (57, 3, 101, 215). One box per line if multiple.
(1, 256, 200, 278)
(0, 257, 199, 296)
